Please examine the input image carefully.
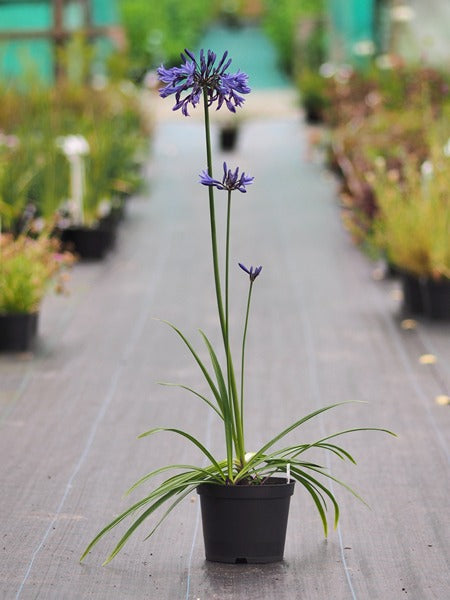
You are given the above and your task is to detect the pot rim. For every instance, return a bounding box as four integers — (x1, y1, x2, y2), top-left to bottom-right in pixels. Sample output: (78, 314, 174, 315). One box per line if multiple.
(197, 476, 295, 499)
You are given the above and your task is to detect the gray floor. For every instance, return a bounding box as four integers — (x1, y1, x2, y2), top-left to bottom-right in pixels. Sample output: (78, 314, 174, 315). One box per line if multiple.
(1, 94, 449, 600)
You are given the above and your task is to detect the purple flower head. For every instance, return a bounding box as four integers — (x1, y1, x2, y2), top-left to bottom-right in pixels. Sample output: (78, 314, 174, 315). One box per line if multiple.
(239, 263, 262, 282)
(157, 49, 250, 116)
(199, 162, 254, 193)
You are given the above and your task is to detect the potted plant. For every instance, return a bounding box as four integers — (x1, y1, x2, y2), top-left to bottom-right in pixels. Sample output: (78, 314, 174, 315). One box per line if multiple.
(81, 48, 394, 566)
(297, 68, 329, 123)
(371, 135, 450, 319)
(0, 232, 74, 351)
(219, 121, 240, 151)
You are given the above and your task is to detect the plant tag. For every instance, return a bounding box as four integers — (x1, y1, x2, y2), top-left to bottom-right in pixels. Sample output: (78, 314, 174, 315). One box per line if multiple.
(286, 463, 290, 483)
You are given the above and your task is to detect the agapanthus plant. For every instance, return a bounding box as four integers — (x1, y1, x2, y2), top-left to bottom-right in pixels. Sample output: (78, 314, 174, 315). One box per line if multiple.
(81, 49, 394, 565)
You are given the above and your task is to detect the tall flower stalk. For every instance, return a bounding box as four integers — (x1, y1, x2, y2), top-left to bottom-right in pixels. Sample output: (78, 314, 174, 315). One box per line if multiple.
(200, 158, 255, 473)
(80, 48, 394, 566)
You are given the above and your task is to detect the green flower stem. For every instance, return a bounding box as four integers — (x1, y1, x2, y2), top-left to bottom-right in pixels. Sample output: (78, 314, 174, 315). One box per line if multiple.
(240, 279, 254, 423)
(203, 91, 244, 474)
(203, 91, 237, 478)
(202, 89, 226, 345)
(225, 190, 245, 469)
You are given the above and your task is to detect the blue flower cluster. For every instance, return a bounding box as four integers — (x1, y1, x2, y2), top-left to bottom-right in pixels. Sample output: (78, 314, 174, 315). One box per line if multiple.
(157, 49, 251, 116)
(199, 162, 254, 193)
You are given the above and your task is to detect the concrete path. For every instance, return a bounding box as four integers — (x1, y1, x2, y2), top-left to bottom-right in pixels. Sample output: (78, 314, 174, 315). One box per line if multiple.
(1, 85, 449, 599)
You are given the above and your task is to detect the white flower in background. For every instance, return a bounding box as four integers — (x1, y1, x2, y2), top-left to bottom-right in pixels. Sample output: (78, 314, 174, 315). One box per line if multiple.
(353, 39, 375, 57)
(421, 160, 433, 179)
(391, 4, 416, 22)
(319, 62, 336, 78)
(57, 135, 90, 157)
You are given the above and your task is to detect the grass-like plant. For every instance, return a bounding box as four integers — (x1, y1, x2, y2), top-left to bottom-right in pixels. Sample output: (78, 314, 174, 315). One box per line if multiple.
(370, 133, 450, 279)
(0, 78, 147, 231)
(81, 48, 394, 566)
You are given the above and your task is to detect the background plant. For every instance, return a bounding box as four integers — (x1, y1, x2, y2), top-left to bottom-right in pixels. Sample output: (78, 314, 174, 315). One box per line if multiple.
(263, 0, 326, 75)
(0, 77, 147, 230)
(0, 233, 74, 314)
(119, 0, 218, 81)
(370, 135, 450, 279)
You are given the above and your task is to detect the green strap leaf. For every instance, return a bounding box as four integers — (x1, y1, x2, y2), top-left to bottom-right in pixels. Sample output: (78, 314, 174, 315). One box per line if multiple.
(291, 465, 340, 530)
(158, 382, 223, 419)
(238, 402, 354, 478)
(157, 319, 222, 407)
(137, 427, 223, 474)
(126, 463, 225, 495)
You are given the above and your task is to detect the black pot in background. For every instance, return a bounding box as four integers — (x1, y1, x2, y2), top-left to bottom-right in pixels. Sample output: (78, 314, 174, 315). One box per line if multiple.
(0, 312, 38, 352)
(421, 277, 450, 319)
(304, 105, 324, 124)
(197, 477, 295, 564)
(400, 271, 450, 319)
(60, 224, 115, 260)
(401, 271, 425, 314)
(219, 126, 239, 151)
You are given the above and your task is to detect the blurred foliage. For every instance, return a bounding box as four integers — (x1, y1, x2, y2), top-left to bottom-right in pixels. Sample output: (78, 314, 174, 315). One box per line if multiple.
(296, 68, 329, 122)
(323, 64, 450, 128)
(318, 63, 450, 258)
(0, 77, 148, 229)
(263, 0, 326, 74)
(370, 134, 450, 279)
(0, 233, 75, 313)
(119, 0, 219, 81)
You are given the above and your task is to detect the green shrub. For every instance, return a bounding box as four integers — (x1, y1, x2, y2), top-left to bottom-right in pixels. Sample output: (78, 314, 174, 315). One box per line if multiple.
(370, 134, 450, 279)
(263, 0, 325, 74)
(119, 0, 218, 80)
(0, 80, 147, 229)
(0, 234, 74, 313)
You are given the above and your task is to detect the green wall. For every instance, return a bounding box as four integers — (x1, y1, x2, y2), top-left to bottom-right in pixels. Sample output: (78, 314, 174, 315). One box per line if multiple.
(0, 0, 119, 84)
(327, 0, 375, 67)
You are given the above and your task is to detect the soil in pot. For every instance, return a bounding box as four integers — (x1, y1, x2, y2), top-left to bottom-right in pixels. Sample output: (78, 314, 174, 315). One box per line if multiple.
(0, 312, 38, 352)
(197, 477, 295, 564)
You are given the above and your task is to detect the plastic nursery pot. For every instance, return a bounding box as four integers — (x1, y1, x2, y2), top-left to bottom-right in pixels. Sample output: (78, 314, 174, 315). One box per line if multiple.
(60, 224, 115, 260)
(219, 126, 239, 151)
(421, 276, 450, 319)
(400, 271, 424, 315)
(400, 271, 450, 319)
(197, 477, 295, 564)
(0, 312, 38, 352)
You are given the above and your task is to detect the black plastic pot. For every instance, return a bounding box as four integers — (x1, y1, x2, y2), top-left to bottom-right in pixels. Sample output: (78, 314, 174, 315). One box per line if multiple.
(219, 127, 239, 151)
(0, 312, 38, 352)
(60, 224, 115, 260)
(401, 271, 425, 314)
(197, 477, 295, 564)
(400, 271, 450, 319)
(304, 104, 324, 124)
